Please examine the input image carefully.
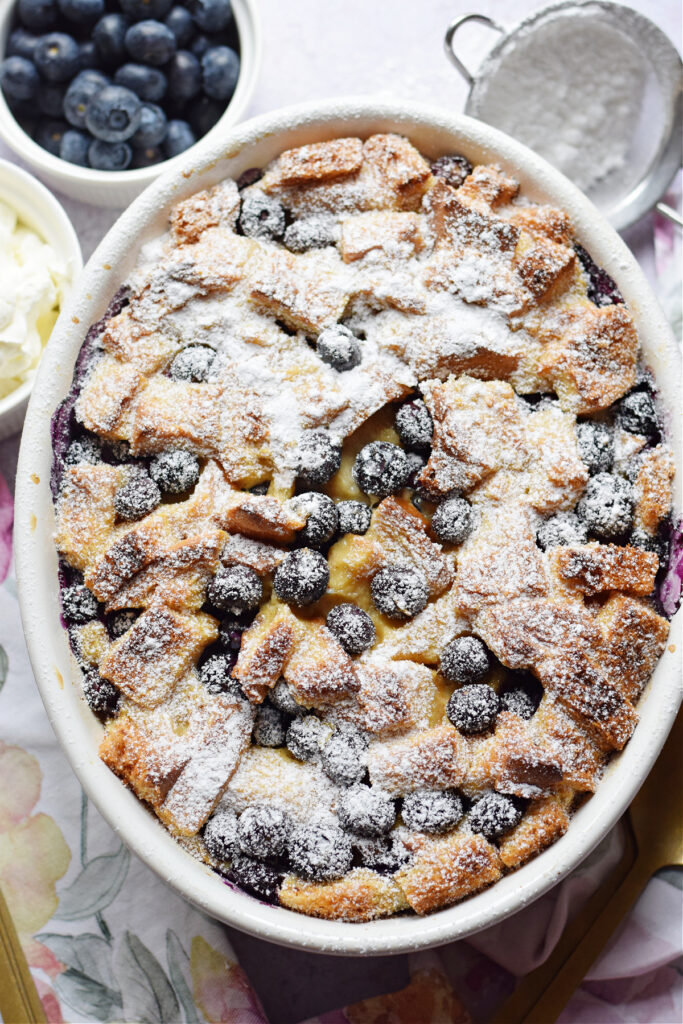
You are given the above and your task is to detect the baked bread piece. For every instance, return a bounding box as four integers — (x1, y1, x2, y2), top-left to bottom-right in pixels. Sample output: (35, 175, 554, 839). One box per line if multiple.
(51, 132, 676, 923)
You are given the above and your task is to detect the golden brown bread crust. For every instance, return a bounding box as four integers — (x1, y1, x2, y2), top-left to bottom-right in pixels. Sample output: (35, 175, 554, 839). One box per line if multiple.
(396, 833, 502, 914)
(279, 869, 409, 921)
(499, 797, 571, 868)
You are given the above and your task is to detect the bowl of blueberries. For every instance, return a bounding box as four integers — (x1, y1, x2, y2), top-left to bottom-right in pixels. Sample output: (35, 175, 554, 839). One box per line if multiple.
(0, 0, 260, 206)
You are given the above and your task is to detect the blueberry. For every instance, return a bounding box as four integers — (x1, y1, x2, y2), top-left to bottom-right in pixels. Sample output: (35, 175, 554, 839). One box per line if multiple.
(58, 0, 104, 23)
(316, 324, 362, 372)
(64, 435, 101, 465)
(336, 499, 371, 536)
(78, 40, 98, 70)
(18, 0, 58, 32)
(268, 679, 303, 716)
(230, 854, 280, 900)
(274, 548, 329, 607)
(355, 834, 409, 872)
(188, 95, 223, 136)
(37, 81, 66, 117)
(574, 244, 623, 307)
(125, 19, 176, 65)
(113, 472, 160, 519)
(166, 50, 201, 100)
(405, 451, 426, 486)
(321, 725, 368, 787)
(326, 603, 376, 656)
(169, 344, 215, 381)
(238, 190, 285, 240)
(288, 823, 353, 881)
(629, 527, 669, 569)
(446, 683, 499, 734)
(165, 6, 194, 45)
(60, 128, 90, 165)
(64, 70, 109, 129)
(7, 29, 39, 61)
(253, 705, 288, 747)
(499, 675, 543, 720)
(82, 669, 120, 717)
(192, 0, 233, 32)
(34, 33, 81, 83)
(86, 84, 142, 142)
(108, 609, 138, 638)
(89, 138, 133, 169)
(164, 118, 195, 157)
(295, 430, 342, 486)
(353, 441, 411, 497)
(115, 63, 167, 102)
(401, 789, 463, 834)
(576, 472, 634, 540)
(203, 807, 238, 860)
(238, 805, 289, 859)
(431, 496, 473, 545)
(201, 45, 239, 100)
(62, 583, 99, 623)
(370, 565, 428, 620)
(93, 13, 130, 66)
(189, 33, 212, 59)
(291, 492, 338, 548)
(120, 0, 173, 18)
(576, 421, 614, 474)
(218, 616, 245, 653)
(284, 215, 336, 253)
(149, 448, 198, 493)
(536, 511, 588, 550)
(337, 784, 395, 837)
(206, 566, 263, 615)
(35, 118, 69, 155)
(286, 715, 327, 761)
(395, 399, 433, 453)
(0, 56, 40, 101)
(199, 653, 242, 697)
(441, 636, 490, 684)
(468, 792, 522, 841)
(131, 144, 164, 167)
(431, 153, 472, 188)
(616, 391, 659, 440)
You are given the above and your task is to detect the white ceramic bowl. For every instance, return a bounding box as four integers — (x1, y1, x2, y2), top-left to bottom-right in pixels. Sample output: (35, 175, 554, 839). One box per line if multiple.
(0, 158, 82, 440)
(0, 0, 260, 208)
(14, 100, 682, 955)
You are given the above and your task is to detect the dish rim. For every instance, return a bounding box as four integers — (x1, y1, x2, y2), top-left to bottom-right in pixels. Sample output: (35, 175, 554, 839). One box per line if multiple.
(14, 98, 683, 956)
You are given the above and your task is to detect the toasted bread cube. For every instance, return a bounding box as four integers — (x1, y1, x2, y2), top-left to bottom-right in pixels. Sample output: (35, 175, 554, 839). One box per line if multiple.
(130, 378, 221, 457)
(71, 620, 110, 667)
(369, 497, 454, 598)
(76, 355, 147, 439)
(532, 694, 604, 792)
(222, 746, 338, 821)
(499, 797, 570, 868)
(170, 179, 240, 244)
(633, 445, 675, 535)
(100, 308, 181, 374)
(418, 375, 526, 497)
(507, 205, 572, 245)
(100, 606, 218, 708)
(100, 715, 189, 808)
(538, 651, 637, 750)
(475, 598, 600, 671)
(424, 178, 520, 253)
(159, 699, 254, 834)
(221, 534, 287, 575)
(521, 404, 588, 513)
(329, 660, 437, 737)
(55, 464, 124, 572)
(284, 623, 360, 705)
(488, 712, 564, 797)
(362, 134, 431, 211)
(167, 227, 254, 293)
(597, 594, 669, 701)
(373, 587, 469, 664)
(368, 724, 468, 796)
(233, 599, 302, 702)
(396, 832, 502, 914)
(454, 506, 547, 616)
(249, 248, 349, 333)
(224, 494, 305, 544)
(268, 137, 363, 187)
(340, 211, 424, 262)
(458, 164, 519, 209)
(551, 544, 659, 597)
(280, 868, 408, 921)
(515, 239, 577, 306)
(538, 304, 638, 414)
(84, 513, 177, 602)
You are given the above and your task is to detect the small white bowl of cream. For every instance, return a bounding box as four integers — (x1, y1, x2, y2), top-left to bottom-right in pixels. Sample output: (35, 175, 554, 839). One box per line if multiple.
(0, 159, 82, 439)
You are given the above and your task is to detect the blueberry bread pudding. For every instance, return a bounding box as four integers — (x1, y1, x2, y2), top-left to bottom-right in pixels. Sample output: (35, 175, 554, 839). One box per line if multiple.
(51, 134, 677, 921)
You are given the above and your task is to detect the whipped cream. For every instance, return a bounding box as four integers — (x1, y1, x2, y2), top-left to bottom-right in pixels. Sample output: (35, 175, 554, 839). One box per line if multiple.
(0, 199, 68, 400)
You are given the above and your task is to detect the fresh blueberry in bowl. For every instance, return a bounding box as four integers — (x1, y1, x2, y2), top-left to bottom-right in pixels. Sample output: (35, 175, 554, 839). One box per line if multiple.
(201, 44, 239, 100)
(85, 83, 142, 142)
(64, 70, 109, 129)
(93, 13, 130, 66)
(0, 55, 40, 99)
(34, 32, 81, 82)
(166, 50, 201, 100)
(125, 19, 176, 66)
(7, 28, 39, 61)
(60, 127, 89, 164)
(57, 0, 105, 24)
(35, 117, 68, 154)
(114, 63, 167, 102)
(131, 101, 167, 146)
(17, 0, 58, 32)
(119, 0, 173, 19)
(163, 117, 195, 156)
(192, 0, 233, 33)
(165, 5, 194, 46)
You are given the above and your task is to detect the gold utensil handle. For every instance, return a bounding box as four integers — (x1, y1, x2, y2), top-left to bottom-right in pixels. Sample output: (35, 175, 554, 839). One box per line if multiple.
(0, 885, 47, 1024)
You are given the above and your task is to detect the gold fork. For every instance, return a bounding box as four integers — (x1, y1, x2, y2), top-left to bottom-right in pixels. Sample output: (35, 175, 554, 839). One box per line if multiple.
(492, 708, 683, 1024)
(0, 884, 46, 1024)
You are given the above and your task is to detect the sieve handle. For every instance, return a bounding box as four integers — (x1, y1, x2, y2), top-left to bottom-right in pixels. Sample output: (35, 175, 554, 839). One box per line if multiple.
(444, 14, 505, 85)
